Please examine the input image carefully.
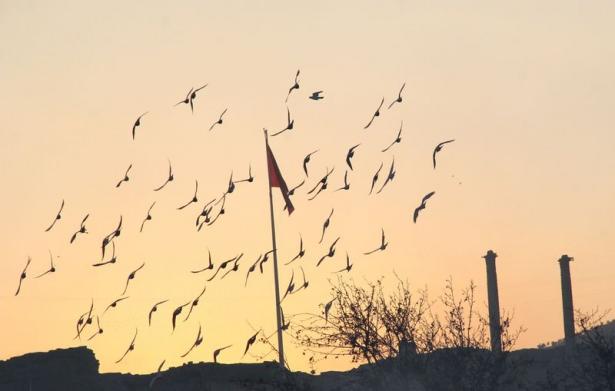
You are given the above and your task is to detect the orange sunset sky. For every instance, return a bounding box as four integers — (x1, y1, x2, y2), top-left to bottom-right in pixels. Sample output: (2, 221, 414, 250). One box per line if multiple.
(1, 0, 614, 374)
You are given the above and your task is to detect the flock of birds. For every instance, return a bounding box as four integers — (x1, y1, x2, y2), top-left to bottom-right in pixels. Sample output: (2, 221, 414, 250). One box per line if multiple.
(13, 70, 455, 380)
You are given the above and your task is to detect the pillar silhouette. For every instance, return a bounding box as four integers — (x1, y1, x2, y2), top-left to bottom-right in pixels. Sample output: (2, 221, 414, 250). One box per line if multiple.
(483, 250, 501, 353)
(558, 255, 575, 345)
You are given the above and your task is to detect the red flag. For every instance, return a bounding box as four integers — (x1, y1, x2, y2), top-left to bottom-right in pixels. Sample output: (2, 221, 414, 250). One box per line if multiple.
(266, 144, 295, 215)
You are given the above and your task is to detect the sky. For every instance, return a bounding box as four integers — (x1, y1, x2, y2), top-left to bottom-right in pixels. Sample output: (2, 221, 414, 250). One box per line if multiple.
(1, 0, 614, 375)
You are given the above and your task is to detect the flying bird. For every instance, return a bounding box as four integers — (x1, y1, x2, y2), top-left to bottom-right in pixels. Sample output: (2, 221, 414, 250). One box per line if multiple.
(213, 345, 232, 363)
(243, 330, 261, 357)
(335, 171, 350, 191)
(220, 253, 243, 280)
(346, 144, 360, 170)
(285, 69, 300, 102)
(115, 164, 133, 188)
(207, 254, 241, 281)
(319, 209, 334, 244)
(317, 237, 340, 267)
(225, 172, 235, 195)
(234, 164, 254, 184)
(309, 91, 324, 100)
(191, 249, 214, 273)
(209, 108, 228, 131)
(364, 97, 384, 129)
(103, 296, 129, 315)
(15, 257, 31, 296)
(148, 299, 169, 326)
(382, 121, 403, 152)
(140, 202, 156, 233)
(387, 82, 406, 109)
(296, 266, 309, 292)
(101, 215, 122, 260)
(149, 360, 166, 390)
(121, 262, 145, 295)
(258, 250, 274, 274)
(115, 329, 138, 364)
(288, 179, 305, 196)
(70, 214, 89, 244)
(44, 200, 64, 232)
(307, 167, 335, 201)
(188, 84, 208, 113)
(432, 140, 455, 169)
(93, 241, 117, 267)
(171, 302, 190, 332)
(413, 191, 436, 223)
(334, 253, 353, 273)
(181, 324, 204, 358)
(245, 254, 262, 287)
(285, 235, 305, 265)
(175, 87, 194, 107)
(369, 162, 384, 194)
(364, 229, 388, 255)
(153, 160, 174, 191)
(281, 270, 295, 301)
(35, 250, 57, 278)
(376, 158, 396, 194)
(132, 112, 148, 140)
(87, 316, 104, 341)
(303, 150, 319, 176)
(271, 107, 294, 137)
(184, 284, 207, 321)
(195, 198, 216, 227)
(178, 180, 199, 210)
(324, 298, 335, 322)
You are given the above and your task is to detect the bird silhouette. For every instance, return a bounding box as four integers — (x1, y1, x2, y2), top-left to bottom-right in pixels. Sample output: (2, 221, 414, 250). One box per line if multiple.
(93, 241, 117, 267)
(153, 160, 174, 191)
(44, 200, 64, 232)
(258, 250, 274, 274)
(148, 299, 169, 326)
(188, 84, 208, 113)
(101, 215, 122, 259)
(132, 112, 148, 140)
(184, 284, 207, 321)
(285, 235, 305, 265)
(369, 162, 384, 194)
(213, 345, 232, 363)
(303, 150, 319, 176)
(382, 121, 403, 152)
(324, 298, 335, 322)
(245, 254, 262, 287)
(220, 253, 243, 280)
(209, 108, 228, 131)
(208, 254, 241, 281)
(288, 179, 305, 196)
(35, 250, 57, 278)
(281, 270, 295, 301)
(225, 172, 236, 194)
(364, 229, 388, 255)
(364, 97, 384, 129)
(243, 330, 261, 357)
(140, 202, 156, 233)
(74, 312, 88, 340)
(376, 158, 396, 194)
(319, 209, 334, 244)
(70, 214, 89, 244)
(87, 316, 104, 341)
(115, 164, 133, 188)
(334, 253, 353, 273)
(413, 191, 436, 223)
(149, 360, 166, 390)
(297, 266, 309, 292)
(307, 167, 335, 201)
(103, 296, 129, 315)
(178, 180, 199, 210)
(234, 164, 254, 184)
(171, 302, 190, 332)
(175, 87, 194, 107)
(433, 140, 455, 169)
(195, 198, 216, 227)
(387, 82, 406, 109)
(309, 91, 324, 100)
(191, 249, 215, 273)
(346, 144, 360, 170)
(15, 257, 31, 296)
(285, 69, 300, 102)
(317, 237, 340, 267)
(121, 262, 145, 295)
(271, 107, 294, 137)
(181, 324, 203, 357)
(335, 171, 350, 191)
(115, 329, 138, 364)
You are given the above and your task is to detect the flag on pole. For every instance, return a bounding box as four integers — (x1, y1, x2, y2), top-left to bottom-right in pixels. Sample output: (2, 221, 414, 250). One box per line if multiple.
(266, 144, 295, 215)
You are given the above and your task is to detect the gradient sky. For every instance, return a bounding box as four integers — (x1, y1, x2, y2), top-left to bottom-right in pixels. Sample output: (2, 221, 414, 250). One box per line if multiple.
(1, 0, 614, 375)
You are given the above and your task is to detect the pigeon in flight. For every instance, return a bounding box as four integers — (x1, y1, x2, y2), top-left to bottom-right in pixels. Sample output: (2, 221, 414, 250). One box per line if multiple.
(15, 257, 31, 296)
(335, 171, 350, 191)
(413, 191, 436, 223)
(181, 324, 204, 357)
(153, 160, 174, 191)
(288, 179, 305, 196)
(115, 329, 138, 364)
(208, 254, 241, 281)
(346, 144, 360, 170)
(319, 209, 334, 244)
(307, 167, 335, 201)
(334, 253, 353, 273)
(44, 200, 64, 232)
(121, 262, 145, 295)
(171, 302, 190, 332)
(382, 121, 403, 152)
(285, 235, 305, 265)
(35, 250, 57, 278)
(184, 284, 207, 321)
(369, 163, 384, 195)
(281, 270, 295, 301)
(364, 229, 388, 255)
(309, 91, 324, 100)
(245, 254, 262, 287)
(115, 164, 133, 188)
(191, 249, 214, 273)
(188, 84, 208, 113)
(140, 202, 156, 233)
(271, 107, 294, 137)
(175, 88, 194, 107)
(303, 150, 319, 177)
(387, 83, 406, 109)
(101, 216, 122, 260)
(209, 108, 228, 131)
(376, 158, 396, 194)
(178, 180, 199, 210)
(132, 112, 148, 140)
(70, 214, 89, 244)
(433, 140, 455, 169)
(149, 360, 166, 390)
(234, 164, 254, 184)
(285, 69, 300, 102)
(317, 237, 341, 267)
(93, 241, 117, 267)
(103, 296, 129, 315)
(213, 345, 232, 363)
(243, 330, 261, 357)
(87, 316, 104, 341)
(364, 98, 384, 129)
(148, 299, 169, 326)
(324, 298, 335, 323)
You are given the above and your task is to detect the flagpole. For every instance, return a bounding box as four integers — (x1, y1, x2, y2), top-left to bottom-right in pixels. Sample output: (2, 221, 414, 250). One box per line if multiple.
(264, 129, 286, 368)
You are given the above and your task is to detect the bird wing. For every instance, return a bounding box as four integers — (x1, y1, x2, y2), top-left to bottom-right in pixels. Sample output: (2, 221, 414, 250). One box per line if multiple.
(422, 191, 436, 203)
(369, 163, 384, 194)
(70, 231, 78, 244)
(153, 178, 169, 191)
(364, 113, 376, 129)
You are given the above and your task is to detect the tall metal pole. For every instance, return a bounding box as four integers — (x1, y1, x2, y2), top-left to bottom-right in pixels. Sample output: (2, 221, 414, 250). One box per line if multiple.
(558, 254, 575, 346)
(264, 129, 285, 368)
(483, 250, 502, 353)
